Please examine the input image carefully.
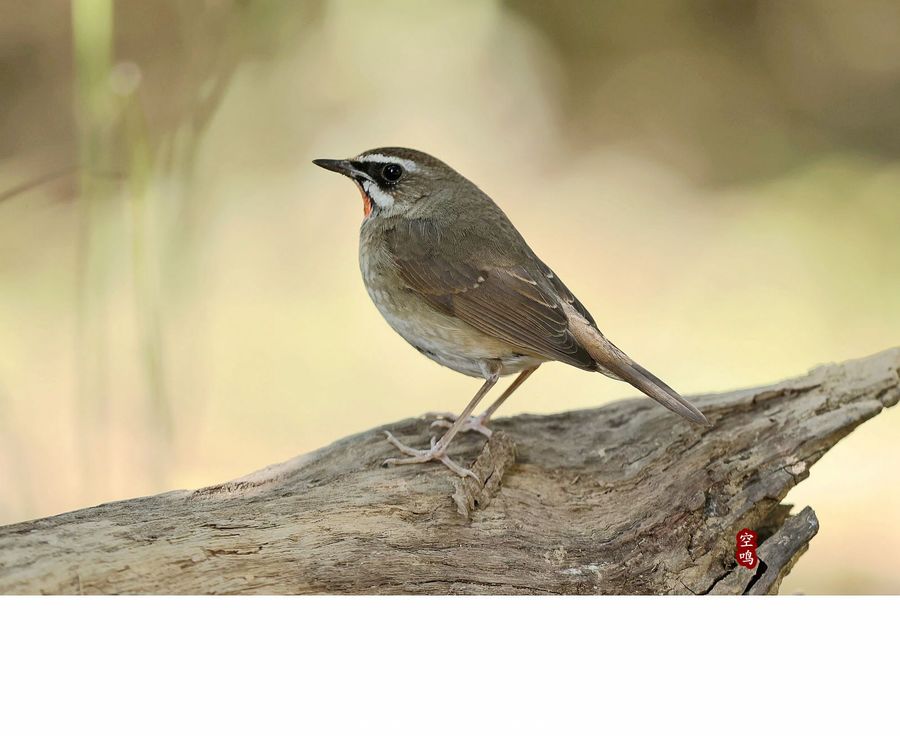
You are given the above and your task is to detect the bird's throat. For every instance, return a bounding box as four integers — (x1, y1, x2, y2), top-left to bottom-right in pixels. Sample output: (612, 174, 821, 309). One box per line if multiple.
(355, 181, 373, 217)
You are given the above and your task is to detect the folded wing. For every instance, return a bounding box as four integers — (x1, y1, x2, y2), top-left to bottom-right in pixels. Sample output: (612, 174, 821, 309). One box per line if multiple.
(390, 222, 708, 425)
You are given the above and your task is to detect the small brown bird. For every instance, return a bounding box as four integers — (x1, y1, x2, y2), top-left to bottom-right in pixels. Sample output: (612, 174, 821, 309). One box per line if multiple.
(314, 148, 707, 478)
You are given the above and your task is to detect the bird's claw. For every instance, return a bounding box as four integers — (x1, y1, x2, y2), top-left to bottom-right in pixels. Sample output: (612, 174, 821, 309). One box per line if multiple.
(382, 431, 479, 480)
(427, 412, 493, 438)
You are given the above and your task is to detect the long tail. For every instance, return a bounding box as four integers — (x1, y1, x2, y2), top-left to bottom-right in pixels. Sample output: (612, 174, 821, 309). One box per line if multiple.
(565, 307, 709, 425)
(594, 346, 709, 425)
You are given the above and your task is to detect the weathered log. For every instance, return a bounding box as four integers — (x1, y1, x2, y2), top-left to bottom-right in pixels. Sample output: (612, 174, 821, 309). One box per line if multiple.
(1, 349, 897, 595)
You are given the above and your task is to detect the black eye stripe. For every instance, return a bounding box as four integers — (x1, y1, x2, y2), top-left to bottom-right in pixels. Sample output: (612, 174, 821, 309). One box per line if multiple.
(350, 161, 375, 179)
(351, 160, 404, 186)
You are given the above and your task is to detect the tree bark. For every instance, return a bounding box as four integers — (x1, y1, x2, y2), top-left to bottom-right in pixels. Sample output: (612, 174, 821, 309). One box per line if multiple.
(1, 349, 897, 595)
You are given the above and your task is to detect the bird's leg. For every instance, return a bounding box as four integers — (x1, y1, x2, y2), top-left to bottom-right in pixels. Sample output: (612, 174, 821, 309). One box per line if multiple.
(429, 366, 538, 438)
(384, 365, 501, 479)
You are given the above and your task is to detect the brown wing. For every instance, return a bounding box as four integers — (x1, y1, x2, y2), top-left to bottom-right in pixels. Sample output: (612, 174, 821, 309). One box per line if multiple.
(387, 216, 708, 424)
(393, 252, 598, 370)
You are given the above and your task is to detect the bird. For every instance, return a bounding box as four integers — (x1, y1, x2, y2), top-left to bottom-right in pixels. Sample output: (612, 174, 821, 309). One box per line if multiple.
(313, 148, 708, 479)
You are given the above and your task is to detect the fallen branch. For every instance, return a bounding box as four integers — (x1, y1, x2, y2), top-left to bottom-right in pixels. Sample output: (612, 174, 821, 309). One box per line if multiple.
(1, 348, 897, 594)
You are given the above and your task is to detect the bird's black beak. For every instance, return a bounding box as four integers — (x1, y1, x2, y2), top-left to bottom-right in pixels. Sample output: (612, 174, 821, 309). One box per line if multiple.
(312, 158, 357, 177)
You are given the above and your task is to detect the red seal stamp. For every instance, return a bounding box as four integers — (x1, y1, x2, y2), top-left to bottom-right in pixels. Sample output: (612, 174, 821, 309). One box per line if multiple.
(735, 528, 758, 569)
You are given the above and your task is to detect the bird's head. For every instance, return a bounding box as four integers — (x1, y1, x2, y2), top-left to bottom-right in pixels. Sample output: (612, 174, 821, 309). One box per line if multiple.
(313, 147, 461, 219)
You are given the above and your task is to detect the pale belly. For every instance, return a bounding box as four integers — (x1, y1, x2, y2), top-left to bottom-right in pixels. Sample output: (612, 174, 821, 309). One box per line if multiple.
(359, 243, 543, 379)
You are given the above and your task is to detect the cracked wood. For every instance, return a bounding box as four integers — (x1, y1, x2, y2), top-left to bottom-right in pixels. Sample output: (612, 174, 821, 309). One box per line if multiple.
(0, 348, 897, 595)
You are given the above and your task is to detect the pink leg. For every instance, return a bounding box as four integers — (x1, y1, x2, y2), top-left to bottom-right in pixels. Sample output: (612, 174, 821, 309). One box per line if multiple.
(384, 366, 501, 479)
(429, 367, 539, 438)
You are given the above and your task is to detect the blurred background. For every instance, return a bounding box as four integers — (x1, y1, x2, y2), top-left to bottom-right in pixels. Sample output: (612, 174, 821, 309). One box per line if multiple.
(1, 0, 898, 592)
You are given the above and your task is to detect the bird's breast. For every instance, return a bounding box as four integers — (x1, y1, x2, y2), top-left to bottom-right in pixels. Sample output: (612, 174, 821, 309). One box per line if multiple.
(357, 231, 542, 378)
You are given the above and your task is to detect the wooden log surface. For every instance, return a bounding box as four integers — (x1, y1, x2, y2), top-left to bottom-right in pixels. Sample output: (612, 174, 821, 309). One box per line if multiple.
(0, 348, 897, 595)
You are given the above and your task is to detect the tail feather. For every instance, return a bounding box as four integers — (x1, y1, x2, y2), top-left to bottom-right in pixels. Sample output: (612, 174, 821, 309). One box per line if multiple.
(597, 349, 709, 426)
(563, 305, 709, 425)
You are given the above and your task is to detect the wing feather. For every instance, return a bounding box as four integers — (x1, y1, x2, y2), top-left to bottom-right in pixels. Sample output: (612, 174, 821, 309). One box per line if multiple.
(391, 241, 598, 370)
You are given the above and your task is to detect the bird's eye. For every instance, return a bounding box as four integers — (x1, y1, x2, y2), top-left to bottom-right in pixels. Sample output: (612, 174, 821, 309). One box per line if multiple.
(382, 164, 403, 182)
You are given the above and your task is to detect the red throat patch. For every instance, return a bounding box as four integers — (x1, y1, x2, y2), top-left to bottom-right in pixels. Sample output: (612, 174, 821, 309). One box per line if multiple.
(354, 181, 373, 217)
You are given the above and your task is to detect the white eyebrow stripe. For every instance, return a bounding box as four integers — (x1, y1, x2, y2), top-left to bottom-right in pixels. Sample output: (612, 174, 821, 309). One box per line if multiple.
(354, 153, 419, 172)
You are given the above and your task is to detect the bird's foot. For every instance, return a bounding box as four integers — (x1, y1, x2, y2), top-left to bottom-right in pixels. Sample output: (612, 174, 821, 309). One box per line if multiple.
(382, 431, 478, 480)
(427, 411, 493, 438)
